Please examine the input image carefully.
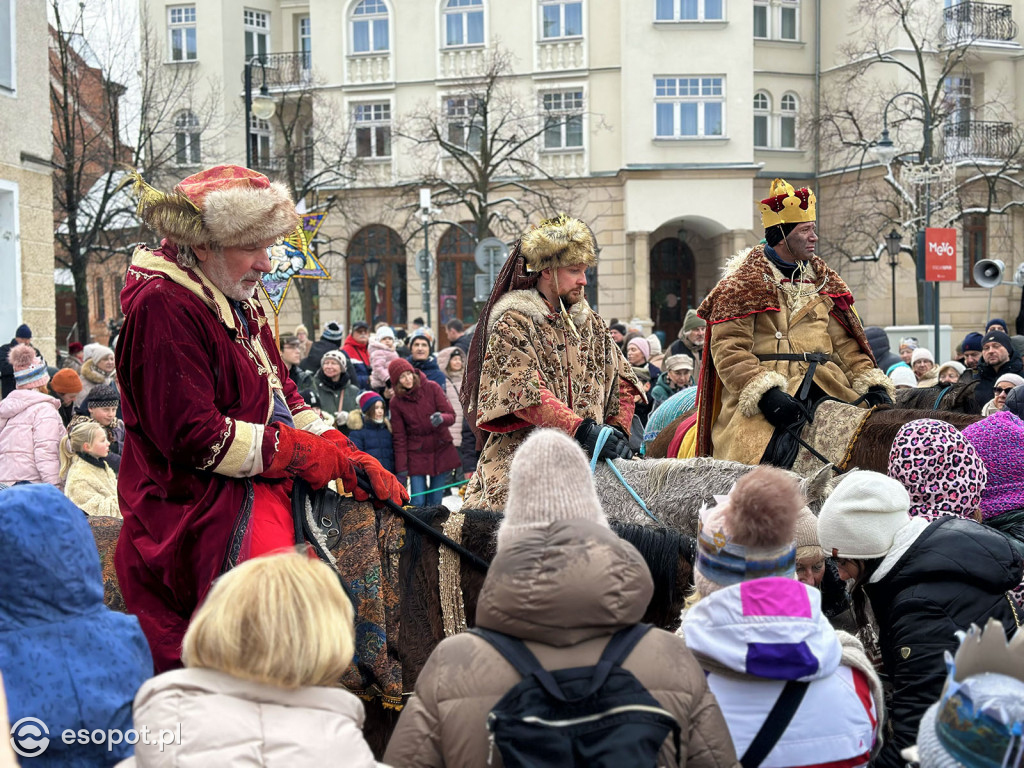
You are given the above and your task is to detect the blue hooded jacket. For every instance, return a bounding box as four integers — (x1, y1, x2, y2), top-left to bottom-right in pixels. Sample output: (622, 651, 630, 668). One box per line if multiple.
(0, 484, 152, 766)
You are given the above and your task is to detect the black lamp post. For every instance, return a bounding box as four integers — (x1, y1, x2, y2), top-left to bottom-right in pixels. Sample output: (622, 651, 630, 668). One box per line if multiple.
(885, 229, 902, 326)
(364, 253, 382, 324)
(244, 54, 276, 168)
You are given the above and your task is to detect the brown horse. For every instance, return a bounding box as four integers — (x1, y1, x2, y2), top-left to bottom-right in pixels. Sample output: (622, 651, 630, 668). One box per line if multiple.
(89, 507, 695, 756)
(645, 404, 981, 474)
(894, 378, 981, 414)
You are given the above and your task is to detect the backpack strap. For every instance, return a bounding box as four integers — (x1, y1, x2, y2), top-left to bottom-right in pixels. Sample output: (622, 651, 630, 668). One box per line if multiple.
(740, 680, 810, 768)
(469, 628, 572, 702)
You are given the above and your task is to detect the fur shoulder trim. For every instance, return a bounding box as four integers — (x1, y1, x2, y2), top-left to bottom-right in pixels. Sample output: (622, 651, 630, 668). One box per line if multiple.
(722, 247, 758, 278)
(347, 409, 364, 431)
(851, 366, 894, 396)
(488, 289, 594, 333)
(738, 370, 788, 418)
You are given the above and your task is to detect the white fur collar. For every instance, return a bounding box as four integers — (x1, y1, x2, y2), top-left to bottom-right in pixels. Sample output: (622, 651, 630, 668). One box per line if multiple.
(487, 288, 592, 333)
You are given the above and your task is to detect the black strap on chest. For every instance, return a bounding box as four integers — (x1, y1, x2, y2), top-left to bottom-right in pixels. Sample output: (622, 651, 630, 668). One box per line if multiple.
(739, 680, 810, 768)
(756, 352, 830, 401)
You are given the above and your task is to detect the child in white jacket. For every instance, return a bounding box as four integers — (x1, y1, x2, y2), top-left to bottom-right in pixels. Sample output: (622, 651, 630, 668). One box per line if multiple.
(60, 419, 120, 517)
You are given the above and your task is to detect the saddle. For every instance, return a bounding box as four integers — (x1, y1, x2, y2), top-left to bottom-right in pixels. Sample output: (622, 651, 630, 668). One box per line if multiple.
(762, 398, 873, 474)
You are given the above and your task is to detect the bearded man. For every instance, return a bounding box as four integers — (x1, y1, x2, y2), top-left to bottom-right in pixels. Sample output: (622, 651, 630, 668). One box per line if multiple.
(461, 215, 643, 509)
(695, 179, 893, 467)
(116, 166, 407, 671)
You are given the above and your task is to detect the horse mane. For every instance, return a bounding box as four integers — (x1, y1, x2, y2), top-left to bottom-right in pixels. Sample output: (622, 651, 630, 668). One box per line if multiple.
(844, 407, 983, 473)
(608, 520, 695, 631)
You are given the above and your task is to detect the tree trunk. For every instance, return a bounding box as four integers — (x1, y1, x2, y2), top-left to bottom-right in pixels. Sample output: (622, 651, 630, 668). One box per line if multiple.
(295, 279, 317, 334)
(70, 256, 91, 344)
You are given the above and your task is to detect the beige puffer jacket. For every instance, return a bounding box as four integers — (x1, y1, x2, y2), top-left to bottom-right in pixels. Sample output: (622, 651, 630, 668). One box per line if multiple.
(116, 668, 381, 767)
(383, 520, 739, 768)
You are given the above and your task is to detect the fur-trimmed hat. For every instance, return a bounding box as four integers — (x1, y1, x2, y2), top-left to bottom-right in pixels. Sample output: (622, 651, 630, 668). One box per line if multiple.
(8, 345, 48, 390)
(497, 429, 607, 550)
(87, 384, 120, 409)
(129, 165, 299, 248)
(695, 466, 801, 596)
(520, 215, 596, 272)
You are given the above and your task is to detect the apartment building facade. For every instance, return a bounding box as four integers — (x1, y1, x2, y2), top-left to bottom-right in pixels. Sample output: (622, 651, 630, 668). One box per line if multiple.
(143, 0, 1024, 353)
(0, 0, 55, 361)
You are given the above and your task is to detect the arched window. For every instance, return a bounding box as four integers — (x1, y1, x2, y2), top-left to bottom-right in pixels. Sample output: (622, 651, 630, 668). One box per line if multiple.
(352, 0, 389, 53)
(780, 92, 798, 148)
(437, 223, 491, 326)
(753, 91, 770, 149)
(348, 225, 407, 327)
(174, 111, 201, 166)
(649, 237, 696, 343)
(444, 0, 484, 47)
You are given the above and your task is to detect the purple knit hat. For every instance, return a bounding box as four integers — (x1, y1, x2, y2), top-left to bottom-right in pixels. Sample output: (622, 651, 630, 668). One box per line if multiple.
(962, 411, 1024, 519)
(887, 419, 986, 521)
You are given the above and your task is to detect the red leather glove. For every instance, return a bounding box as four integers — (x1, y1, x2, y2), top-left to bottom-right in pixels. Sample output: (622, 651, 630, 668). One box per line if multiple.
(263, 424, 358, 491)
(322, 428, 409, 506)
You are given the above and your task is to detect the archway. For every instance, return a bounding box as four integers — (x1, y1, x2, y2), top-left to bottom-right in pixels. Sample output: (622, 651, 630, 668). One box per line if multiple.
(347, 224, 407, 328)
(649, 237, 696, 343)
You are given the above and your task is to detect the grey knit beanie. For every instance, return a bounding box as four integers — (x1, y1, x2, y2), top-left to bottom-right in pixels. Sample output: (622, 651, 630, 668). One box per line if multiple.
(496, 429, 608, 550)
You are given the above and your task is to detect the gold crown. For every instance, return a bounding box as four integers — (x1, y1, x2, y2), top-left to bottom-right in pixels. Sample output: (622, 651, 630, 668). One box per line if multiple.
(759, 178, 816, 230)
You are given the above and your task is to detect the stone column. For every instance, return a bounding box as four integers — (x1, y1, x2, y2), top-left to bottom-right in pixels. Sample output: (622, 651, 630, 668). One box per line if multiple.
(628, 230, 653, 334)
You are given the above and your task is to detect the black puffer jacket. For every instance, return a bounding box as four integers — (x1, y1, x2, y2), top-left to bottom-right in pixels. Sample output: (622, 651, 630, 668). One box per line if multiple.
(973, 348, 1024, 408)
(864, 516, 1022, 768)
(864, 326, 901, 372)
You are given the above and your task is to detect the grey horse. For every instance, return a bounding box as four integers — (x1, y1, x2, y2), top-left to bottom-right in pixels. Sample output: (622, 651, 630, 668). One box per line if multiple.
(595, 457, 834, 536)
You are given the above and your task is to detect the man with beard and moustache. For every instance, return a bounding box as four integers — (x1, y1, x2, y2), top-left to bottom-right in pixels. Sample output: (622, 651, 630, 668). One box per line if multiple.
(116, 166, 407, 671)
(460, 215, 643, 509)
(695, 179, 892, 467)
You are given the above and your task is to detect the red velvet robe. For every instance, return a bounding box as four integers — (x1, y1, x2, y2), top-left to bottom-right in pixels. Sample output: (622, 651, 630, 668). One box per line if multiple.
(114, 244, 324, 671)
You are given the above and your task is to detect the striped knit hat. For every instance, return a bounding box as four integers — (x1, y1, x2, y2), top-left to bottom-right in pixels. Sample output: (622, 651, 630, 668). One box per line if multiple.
(8, 345, 49, 391)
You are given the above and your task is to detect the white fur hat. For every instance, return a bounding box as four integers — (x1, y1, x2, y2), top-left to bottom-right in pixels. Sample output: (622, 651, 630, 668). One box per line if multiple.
(817, 470, 912, 559)
(889, 365, 917, 389)
(911, 347, 934, 364)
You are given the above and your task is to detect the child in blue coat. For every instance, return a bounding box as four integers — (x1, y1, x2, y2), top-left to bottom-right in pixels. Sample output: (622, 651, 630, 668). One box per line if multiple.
(347, 391, 395, 473)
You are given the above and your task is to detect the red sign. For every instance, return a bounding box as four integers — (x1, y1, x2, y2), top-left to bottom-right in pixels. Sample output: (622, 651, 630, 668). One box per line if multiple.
(924, 228, 957, 282)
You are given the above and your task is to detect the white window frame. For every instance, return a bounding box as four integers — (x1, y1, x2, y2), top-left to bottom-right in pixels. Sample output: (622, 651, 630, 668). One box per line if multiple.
(298, 15, 312, 70)
(0, 180, 22, 338)
(351, 0, 390, 54)
(302, 122, 315, 171)
(541, 89, 585, 150)
(244, 8, 270, 60)
(753, 90, 771, 148)
(754, 0, 799, 41)
(779, 91, 798, 148)
(444, 95, 484, 151)
(249, 114, 271, 167)
(0, 0, 15, 95)
(653, 76, 725, 139)
(540, 0, 583, 39)
(443, 0, 485, 48)
(353, 101, 392, 159)
(174, 111, 202, 166)
(167, 5, 197, 62)
(655, 0, 725, 22)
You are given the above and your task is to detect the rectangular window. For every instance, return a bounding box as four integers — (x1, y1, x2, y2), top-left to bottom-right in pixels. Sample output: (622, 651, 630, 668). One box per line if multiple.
(780, 114, 796, 147)
(754, 114, 768, 147)
(298, 16, 311, 69)
(95, 277, 106, 321)
(542, 91, 584, 149)
(444, 0, 484, 46)
(753, 3, 768, 36)
(113, 276, 124, 312)
(657, 0, 723, 21)
(249, 114, 271, 168)
(244, 9, 270, 61)
(353, 103, 392, 158)
(446, 97, 483, 151)
(541, 1, 582, 38)
(175, 130, 201, 165)
(168, 5, 197, 62)
(963, 214, 986, 288)
(780, 2, 797, 39)
(754, 1, 799, 40)
(654, 76, 724, 138)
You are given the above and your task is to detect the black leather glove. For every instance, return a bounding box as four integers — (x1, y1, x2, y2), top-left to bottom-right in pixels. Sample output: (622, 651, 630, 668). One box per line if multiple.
(861, 385, 893, 408)
(758, 387, 804, 429)
(574, 418, 634, 461)
(429, 411, 444, 427)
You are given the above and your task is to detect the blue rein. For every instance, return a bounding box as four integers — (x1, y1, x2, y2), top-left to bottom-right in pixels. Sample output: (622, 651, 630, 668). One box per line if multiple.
(589, 426, 662, 525)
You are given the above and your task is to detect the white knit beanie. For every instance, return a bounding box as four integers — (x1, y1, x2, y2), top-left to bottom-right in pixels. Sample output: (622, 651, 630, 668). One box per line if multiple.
(496, 429, 608, 550)
(817, 470, 913, 559)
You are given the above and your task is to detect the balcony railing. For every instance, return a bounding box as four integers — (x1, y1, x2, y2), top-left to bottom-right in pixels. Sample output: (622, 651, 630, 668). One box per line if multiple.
(943, 2, 1017, 43)
(247, 51, 313, 89)
(942, 120, 1017, 160)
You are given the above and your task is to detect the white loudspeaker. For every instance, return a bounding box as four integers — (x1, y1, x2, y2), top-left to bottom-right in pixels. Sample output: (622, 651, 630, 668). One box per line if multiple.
(973, 259, 1006, 289)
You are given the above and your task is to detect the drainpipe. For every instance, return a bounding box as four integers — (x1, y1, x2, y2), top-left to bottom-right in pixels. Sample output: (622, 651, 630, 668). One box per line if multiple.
(815, 0, 822, 243)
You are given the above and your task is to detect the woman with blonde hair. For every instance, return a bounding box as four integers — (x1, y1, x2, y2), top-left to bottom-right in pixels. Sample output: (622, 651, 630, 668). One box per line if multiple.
(120, 551, 379, 767)
(60, 419, 120, 517)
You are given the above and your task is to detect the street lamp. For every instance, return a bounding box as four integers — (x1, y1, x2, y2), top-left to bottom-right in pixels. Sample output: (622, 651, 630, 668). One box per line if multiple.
(244, 54, 276, 168)
(870, 91, 940, 352)
(419, 188, 433, 330)
(364, 253, 382, 324)
(885, 229, 902, 326)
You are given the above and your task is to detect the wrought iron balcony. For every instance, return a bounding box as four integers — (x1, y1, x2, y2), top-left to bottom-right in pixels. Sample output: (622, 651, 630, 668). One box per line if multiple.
(942, 120, 1017, 160)
(246, 51, 313, 89)
(943, 2, 1017, 43)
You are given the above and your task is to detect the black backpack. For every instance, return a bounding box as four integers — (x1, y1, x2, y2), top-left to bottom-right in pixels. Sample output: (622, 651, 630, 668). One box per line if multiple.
(469, 623, 681, 768)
